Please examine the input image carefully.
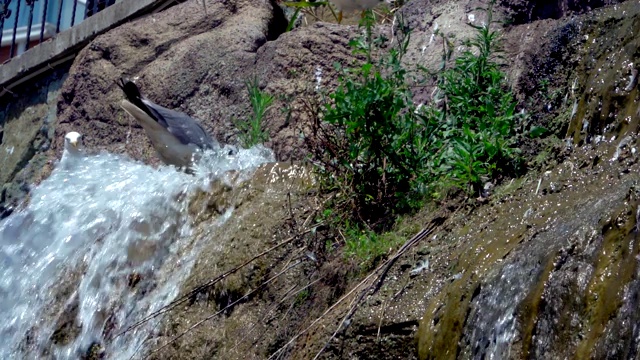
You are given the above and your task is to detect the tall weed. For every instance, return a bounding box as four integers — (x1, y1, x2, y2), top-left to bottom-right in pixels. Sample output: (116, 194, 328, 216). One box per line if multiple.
(235, 78, 273, 147)
(436, 3, 521, 191)
(309, 0, 521, 240)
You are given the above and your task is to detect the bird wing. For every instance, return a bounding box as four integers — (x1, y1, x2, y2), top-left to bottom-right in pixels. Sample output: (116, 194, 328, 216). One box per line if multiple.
(117, 79, 218, 151)
(141, 99, 219, 150)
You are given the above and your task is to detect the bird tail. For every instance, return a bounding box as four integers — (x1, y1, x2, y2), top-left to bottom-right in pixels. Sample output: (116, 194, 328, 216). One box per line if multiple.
(116, 78, 147, 110)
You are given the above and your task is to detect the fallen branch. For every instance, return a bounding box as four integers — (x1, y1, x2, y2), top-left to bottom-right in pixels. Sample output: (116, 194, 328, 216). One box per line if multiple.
(311, 219, 442, 359)
(267, 217, 443, 359)
(117, 225, 320, 337)
(266, 257, 386, 360)
(231, 277, 324, 353)
(144, 260, 305, 358)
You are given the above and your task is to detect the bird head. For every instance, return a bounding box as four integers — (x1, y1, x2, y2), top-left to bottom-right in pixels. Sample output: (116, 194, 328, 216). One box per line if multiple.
(64, 132, 83, 152)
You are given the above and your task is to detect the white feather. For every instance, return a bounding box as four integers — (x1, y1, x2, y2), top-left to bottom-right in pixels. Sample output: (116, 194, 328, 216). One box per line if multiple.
(61, 132, 84, 168)
(120, 100, 200, 170)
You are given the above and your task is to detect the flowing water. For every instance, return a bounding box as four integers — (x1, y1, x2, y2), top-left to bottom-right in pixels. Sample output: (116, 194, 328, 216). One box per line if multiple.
(0, 145, 274, 359)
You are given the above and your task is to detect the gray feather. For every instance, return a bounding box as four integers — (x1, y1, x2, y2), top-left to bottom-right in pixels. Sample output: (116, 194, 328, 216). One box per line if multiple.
(141, 99, 219, 150)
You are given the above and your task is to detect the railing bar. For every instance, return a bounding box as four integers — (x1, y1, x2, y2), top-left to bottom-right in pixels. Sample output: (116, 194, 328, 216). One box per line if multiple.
(0, 0, 7, 48)
(3, 0, 121, 60)
(10, 0, 21, 58)
(25, 1, 35, 50)
(70, 0, 78, 27)
(56, 0, 64, 33)
(40, 0, 49, 43)
(0, 18, 3, 51)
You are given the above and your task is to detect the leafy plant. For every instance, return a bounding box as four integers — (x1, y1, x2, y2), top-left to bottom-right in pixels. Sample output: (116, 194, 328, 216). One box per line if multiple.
(308, 0, 522, 248)
(307, 12, 438, 231)
(343, 224, 404, 270)
(235, 78, 273, 148)
(432, 0, 522, 193)
(281, 0, 396, 28)
(294, 289, 311, 307)
(281, 0, 340, 27)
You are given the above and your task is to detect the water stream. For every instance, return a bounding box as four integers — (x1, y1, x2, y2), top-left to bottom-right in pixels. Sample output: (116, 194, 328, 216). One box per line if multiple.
(0, 146, 274, 359)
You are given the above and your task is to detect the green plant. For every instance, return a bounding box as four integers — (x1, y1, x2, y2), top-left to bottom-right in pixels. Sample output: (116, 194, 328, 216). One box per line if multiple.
(343, 223, 404, 270)
(433, 0, 522, 193)
(307, 13, 440, 231)
(308, 0, 521, 242)
(294, 289, 311, 307)
(281, 1, 339, 29)
(281, 0, 396, 29)
(235, 78, 273, 147)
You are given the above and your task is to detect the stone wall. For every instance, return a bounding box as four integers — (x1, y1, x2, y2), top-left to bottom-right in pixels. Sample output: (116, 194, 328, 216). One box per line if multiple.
(0, 64, 70, 218)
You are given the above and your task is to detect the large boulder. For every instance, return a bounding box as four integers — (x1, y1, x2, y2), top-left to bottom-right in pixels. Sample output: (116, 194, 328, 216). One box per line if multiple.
(0, 67, 69, 217)
(52, 0, 361, 167)
(55, 0, 285, 165)
(497, 0, 625, 24)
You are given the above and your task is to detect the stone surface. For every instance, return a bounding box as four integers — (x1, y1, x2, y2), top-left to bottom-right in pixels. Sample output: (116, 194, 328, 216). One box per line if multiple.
(497, 0, 625, 24)
(0, 65, 69, 215)
(54, 0, 280, 167)
(3, 0, 640, 358)
(50, 0, 360, 168)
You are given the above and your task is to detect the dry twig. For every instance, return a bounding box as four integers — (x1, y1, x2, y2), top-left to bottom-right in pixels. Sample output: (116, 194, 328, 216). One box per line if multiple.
(144, 260, 305, 358)
(268, 217, 444, 359)
(117, 226, 319, 337)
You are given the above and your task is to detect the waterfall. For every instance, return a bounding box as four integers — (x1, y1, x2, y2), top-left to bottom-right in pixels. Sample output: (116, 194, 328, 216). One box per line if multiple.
(0, 145, 274, 359)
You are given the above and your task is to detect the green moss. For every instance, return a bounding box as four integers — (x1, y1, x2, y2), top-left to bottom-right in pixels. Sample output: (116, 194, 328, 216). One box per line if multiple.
(518, 255, 556, 357)
(343, 226, 406, 271)
(417, 220, 529, 359)
(575, 203, 640, 358)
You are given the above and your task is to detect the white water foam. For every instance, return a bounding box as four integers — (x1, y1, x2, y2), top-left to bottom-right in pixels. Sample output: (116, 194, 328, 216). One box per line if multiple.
(0, 145, 274, 359)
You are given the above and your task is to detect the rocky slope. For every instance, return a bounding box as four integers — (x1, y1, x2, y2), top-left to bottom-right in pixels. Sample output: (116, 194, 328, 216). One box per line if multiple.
(2, 0, 640, 358)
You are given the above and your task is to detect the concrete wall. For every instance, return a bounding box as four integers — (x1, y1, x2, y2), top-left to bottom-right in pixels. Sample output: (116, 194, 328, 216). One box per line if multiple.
(0, 0, 172, 99)
(0, 0, 177, 218)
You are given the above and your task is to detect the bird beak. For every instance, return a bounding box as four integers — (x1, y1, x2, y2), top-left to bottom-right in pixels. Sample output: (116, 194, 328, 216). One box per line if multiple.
(70, 140, 78, 148)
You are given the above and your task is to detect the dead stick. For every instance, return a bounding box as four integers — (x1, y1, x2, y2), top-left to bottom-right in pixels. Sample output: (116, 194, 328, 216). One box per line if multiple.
(118, 226, 319, 336)
(311, 220, 441, 359)
(267, 261, 385, 360)
(144, 260, 304, 358)
(232, 277, 324, 352)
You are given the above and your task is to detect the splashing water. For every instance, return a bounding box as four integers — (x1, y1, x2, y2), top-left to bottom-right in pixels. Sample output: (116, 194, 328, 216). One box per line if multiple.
(0, 145, 274, 359)
(464, 260, 538, 360)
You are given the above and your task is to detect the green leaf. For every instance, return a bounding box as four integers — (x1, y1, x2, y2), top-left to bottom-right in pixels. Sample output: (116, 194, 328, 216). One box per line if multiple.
(285, 8, 301, 32)
(529, 126, 549, 138)
(281, 1, 329, 8)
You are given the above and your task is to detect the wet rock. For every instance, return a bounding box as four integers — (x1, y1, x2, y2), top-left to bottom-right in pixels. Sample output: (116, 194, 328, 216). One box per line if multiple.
(83, 342, 106, 360)
(127, 273, 142, 288)
(410, 258, 430, 277)
(563, 2, 640, 144)
(148, 162, 320, 359)
(0, 65, 67, 213)
(498, 0, 624, 25)
(50, 296, 82, 346)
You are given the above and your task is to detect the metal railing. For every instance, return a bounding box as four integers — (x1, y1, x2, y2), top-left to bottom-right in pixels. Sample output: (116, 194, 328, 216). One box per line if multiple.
(0, 0, 118, 62)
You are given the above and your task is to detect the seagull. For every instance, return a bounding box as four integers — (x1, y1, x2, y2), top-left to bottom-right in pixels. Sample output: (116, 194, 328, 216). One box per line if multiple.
(117, 79, 219, 171)
(61, 131, 84, 168)
(330, 0, 384, 23)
